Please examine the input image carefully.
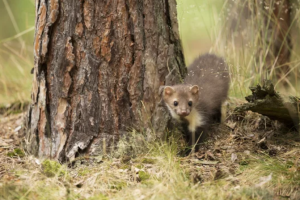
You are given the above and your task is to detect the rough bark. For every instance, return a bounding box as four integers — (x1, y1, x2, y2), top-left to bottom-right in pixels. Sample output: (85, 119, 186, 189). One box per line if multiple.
(235, 80, 300, 130)
(24, 0, 186, 161)
(260, 0, 292, 84)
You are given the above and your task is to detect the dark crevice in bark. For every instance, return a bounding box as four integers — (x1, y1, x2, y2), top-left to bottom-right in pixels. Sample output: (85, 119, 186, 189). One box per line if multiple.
(125, 0, 135, 67)
(39, 63, 52, 140)
(176, 52, 186, 81)
(125, 0, 134, 40)
(45, 107, 51, 138)
(35, 1, 41, 33)
(141, 62, 146, 99)
(140, 1, 146, 101)
(164, 0, 172, 42)
(34, 91, 40, 156)
(40, 0, 49, 64)
(67, 36, 76, 96)
(34, 74, 42, 155)
(27, 107, 32, 131)
(82, 0, 86, 10)
(68, 59, 78, 97)
(141, 3, 146, 50)
(124, 0, 136, 117)
(36, 0, 41, 13)
(80, 0, 86, 37)
(58, 151, 66, 163)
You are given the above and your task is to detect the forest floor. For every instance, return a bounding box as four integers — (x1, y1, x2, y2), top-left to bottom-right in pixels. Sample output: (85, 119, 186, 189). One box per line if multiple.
(0, 99, 300, 200)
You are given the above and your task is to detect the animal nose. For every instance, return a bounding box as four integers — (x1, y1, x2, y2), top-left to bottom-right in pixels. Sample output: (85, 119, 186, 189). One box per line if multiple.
(179, 111, 189, 116)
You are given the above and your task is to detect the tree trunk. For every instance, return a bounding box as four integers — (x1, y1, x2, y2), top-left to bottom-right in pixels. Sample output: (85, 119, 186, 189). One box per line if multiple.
(24, 0, 186, 162)
(261, 0, 292, 85)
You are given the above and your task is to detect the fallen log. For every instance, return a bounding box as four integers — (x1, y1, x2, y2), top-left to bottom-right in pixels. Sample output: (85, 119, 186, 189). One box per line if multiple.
(235, 80, 300, 130)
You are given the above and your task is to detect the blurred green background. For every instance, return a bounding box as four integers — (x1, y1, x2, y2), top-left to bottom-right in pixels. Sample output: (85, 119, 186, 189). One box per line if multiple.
(177, 0, 223, 64)
(0, 0, 35, 105)
(0, 0, 299, 106)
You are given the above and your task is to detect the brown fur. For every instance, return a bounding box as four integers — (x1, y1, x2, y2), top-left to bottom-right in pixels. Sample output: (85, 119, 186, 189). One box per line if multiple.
(161, 53, 230, 150)
(163, 85, 199, 117)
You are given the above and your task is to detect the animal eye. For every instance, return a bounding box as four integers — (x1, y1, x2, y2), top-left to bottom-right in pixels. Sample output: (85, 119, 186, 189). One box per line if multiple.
(188, 101, 193, 106)
(174, 101, 178, 106)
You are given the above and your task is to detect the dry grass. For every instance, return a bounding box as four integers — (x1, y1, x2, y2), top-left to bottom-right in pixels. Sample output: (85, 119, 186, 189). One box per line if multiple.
(177, 0, 300, 98)
(0, 103, 300, 200)
(1, 0, 300, 200)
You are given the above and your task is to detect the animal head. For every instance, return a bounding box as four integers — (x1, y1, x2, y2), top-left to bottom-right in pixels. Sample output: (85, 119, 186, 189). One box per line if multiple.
(161, 85, 199, 117)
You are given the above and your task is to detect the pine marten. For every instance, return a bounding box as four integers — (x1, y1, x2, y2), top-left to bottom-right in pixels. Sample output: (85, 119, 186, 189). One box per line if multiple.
(161, 54, 230, 151)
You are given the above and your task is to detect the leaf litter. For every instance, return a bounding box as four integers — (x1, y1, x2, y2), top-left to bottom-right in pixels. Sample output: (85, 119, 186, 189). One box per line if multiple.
(0, 99, 300, 199)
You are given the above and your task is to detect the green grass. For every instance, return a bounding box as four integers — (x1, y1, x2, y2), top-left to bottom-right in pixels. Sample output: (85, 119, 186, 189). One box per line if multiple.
(1, 128, 299, 200)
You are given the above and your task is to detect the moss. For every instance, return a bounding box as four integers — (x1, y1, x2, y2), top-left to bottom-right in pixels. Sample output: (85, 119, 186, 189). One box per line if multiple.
(134, 164, 144, 169)
(7, 152, 15, 157)
(110, 182, 127, 190)
(7, 148, 25, 158)
(14, 148, 25, 157)
(141, 158, 156, 164)
(239, 158, 250, 166)
(41, 160, 65, 177)
(119, 164, 131, 170)
(138, 171, 150, 182)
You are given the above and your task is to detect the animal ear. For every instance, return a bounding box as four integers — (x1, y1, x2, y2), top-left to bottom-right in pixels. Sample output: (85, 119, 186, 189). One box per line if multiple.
(164, 86, 175, 96)
(190, 85, 199, 95)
